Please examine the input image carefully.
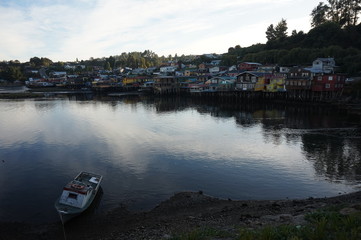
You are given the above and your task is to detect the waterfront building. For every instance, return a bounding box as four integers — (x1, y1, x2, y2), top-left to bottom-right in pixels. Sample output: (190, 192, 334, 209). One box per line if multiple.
(285, 67, 313, 91)
(153, 76, 180, 94)
(311, 74, 345, 92)
(238, 62, 262, 71)
(236, 72, 265, 91)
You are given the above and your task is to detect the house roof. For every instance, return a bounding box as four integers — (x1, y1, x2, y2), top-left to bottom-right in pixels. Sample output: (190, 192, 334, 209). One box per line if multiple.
(315, 57, 335, 62)
(304, 67, 324, 73)
(240, 62, 262, 65)
(236, 71, 267, 77)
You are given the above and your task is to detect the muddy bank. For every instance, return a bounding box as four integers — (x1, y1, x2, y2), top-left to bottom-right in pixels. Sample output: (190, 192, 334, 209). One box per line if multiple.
(1, 191, 361, 240)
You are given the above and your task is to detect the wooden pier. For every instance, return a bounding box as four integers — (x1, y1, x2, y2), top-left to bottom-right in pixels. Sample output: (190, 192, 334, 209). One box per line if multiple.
(186, 90, 344, 103)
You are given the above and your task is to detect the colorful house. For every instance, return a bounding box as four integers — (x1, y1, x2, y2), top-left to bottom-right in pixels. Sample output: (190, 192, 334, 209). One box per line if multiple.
(266, 74, 286, 92)
(236, 72, 265, 91)
(122, 76, 151, 86)
(153, 76, 180, 94)
(311, 74, 345, 92)
(204, 77, 235, 92)
(238, 62, 262, 71)
(285, 67, 313, 91)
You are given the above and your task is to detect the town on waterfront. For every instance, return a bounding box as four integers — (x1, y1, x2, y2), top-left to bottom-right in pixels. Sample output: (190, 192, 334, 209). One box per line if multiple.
(0, 56, 360, 103)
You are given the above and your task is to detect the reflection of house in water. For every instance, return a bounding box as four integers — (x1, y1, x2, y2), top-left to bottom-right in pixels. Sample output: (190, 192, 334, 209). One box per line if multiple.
(234, 111, 255, 126)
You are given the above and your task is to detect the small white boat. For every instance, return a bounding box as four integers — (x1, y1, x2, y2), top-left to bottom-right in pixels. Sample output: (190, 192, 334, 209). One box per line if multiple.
(55, 171, 103, 224)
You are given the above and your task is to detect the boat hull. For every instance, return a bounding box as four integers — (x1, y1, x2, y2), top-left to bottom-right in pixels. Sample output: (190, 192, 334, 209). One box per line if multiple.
(55, 172, 103, 224)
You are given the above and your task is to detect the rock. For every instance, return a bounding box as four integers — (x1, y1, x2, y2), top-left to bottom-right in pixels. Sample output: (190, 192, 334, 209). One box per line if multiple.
(260, 215, 279, 221)
(162, 234, 172, 239)
(292, 215, 307, 225)
(279, 214, 293, 221)
(340, 207, 359, 216)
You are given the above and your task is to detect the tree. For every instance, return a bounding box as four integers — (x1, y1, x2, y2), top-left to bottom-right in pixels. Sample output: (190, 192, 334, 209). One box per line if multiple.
(266, 19, 288, 42)
(274, 19, 288, 39)
(221, 54, 237, 66)
(29, 57, 42, 67)
(311, 0, 361, 27)
(0, 66, 24, 82)
(41, 57, 53, 67)
(266, 24, 276, 41)
(311, 2, 330, 27)
(104, 61, 111, 71)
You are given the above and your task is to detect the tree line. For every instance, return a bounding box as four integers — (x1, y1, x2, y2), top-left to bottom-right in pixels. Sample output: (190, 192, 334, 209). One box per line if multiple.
(223, 1, 361, 76)
(311, 0, 361, 27)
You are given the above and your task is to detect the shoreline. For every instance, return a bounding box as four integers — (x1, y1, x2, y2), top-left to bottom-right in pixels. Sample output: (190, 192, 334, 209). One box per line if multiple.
(2, 191, 361, 240)
(2, 90, 360, 118)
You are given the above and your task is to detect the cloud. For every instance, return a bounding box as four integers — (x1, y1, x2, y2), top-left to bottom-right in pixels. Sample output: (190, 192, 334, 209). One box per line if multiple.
(0, 7, 41, 61)
(0, 0, 316, 61)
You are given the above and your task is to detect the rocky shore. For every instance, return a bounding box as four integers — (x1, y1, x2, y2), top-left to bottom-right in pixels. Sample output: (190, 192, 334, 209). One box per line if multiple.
(1, 191, 361, 240)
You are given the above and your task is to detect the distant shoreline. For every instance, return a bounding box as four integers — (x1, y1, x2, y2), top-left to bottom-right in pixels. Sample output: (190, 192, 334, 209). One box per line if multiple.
(1, 86, 360, 117)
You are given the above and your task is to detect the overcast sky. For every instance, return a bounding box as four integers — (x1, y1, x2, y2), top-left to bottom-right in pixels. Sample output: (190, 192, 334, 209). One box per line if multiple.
(0, 0, 317, 62)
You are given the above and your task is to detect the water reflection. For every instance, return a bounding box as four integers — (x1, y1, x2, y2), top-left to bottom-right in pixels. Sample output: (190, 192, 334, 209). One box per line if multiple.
(0, 95, 360, 223)
(302, 134, 361, 181)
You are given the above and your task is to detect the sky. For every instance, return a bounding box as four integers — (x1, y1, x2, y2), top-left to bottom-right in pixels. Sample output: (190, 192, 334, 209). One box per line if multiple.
(0, 0, 317, 62)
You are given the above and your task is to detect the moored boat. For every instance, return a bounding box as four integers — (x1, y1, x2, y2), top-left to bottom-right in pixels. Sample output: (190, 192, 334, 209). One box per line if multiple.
(55, 171, 103, 224)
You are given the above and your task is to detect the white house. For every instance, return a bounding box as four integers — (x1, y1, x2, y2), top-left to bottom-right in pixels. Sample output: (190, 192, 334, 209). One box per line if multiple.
(50, 71, 67, 77)
(312, 58, 335, 74)
(160, 66, 177, 74)
(209, 66, 220, 74)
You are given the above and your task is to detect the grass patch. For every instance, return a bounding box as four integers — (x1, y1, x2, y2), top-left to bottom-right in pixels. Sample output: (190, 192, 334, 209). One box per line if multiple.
(169, 207, 361, 240)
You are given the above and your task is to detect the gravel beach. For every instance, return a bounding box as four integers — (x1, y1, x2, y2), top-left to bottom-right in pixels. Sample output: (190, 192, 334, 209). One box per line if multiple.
(1, 191, 361, 240)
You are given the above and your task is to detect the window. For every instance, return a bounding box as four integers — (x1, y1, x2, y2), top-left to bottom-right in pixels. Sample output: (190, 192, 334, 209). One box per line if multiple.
(328, 76, 333, 81)
(318, 76, 322, 81)
(68, 193, 78, 199)
(325, 84, 330, 88)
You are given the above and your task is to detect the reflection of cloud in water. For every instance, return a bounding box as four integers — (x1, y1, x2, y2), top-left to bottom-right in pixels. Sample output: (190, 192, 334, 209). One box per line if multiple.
(0, 100, 96, 147)
(64, 103, 311, 177)
(2, 99, 355, 181)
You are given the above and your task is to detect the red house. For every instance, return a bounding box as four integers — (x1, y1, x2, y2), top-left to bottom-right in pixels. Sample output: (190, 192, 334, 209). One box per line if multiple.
(311, 74, 345, 92)
(238, 62, 262, 71)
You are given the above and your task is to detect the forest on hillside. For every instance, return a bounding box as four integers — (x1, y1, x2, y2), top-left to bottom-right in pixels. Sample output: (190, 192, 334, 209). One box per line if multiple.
(223, 21, 361, 76)
(224, 0, 361, 76)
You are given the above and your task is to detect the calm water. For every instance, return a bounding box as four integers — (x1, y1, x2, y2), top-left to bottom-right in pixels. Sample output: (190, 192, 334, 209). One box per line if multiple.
(0, 94, 361, 223)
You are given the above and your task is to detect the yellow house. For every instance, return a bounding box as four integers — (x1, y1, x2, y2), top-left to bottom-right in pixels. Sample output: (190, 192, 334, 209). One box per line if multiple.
(122, 76, 150, 86)
(266, 74, 286, 92)
(254, 76, 266, 91)
(254, 74, 286, 92)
